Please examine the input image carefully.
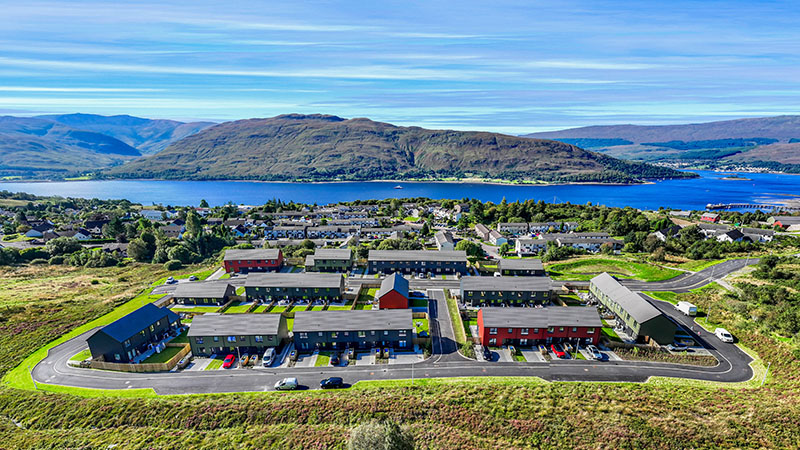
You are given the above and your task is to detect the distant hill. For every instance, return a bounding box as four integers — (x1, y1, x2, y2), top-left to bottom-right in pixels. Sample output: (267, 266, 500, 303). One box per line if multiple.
(0, 116, 140, 177)
(525, 116, 800, 172)
(36, 113, 214, 154)
(105, 114, 692, 183)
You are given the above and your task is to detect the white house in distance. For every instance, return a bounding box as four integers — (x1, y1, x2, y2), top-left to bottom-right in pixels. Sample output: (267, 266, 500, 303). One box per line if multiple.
(434, 231, 455, 251)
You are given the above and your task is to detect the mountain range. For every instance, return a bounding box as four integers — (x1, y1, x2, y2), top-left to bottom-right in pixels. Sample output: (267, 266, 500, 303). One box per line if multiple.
(104, 114, 687, 183)
(525, 116, 800, 170)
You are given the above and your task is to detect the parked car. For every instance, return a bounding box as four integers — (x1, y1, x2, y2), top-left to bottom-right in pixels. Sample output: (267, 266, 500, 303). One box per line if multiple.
(188, 275, 198, 281)
(551, 344, 566, 359)
(177, 355, 193, 370)
(538, 344, 548, 355)
(482, 346, 492, 361)
(262, 348, 276, 367)
(667, 343, 688, 352)
(586, 345, 603, 360)
(320, 377, 344, 389)
(164, 276, 176, 285)
(79, 359, 92, 368)
(330, 353, 340, 366)
(289, 350, 298, 361)
(222, 354, 236, 369)
(715, 328, 735, 343)
(240, 353, 250, 366)
(274, 377, 298, 391)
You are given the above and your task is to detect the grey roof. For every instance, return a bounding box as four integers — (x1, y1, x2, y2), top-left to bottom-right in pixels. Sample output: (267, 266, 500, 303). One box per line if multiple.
(187, 314, 282, 337)
(498, 258, 544, 271)
(223, 248, 281, 261)
(377, 273, 410, 299)
(480, 306, 602, 329)
(368, 250, 467, 262)
(173, 281, 232, 299)
(293, 309, 412, 333)
(434, 231, 454, 245)
(97, 304, 178, 343)
(741, 227, 774, 236)
(245, 272, 343, 289)
(460, 276, 554, 292)
(498, 222, 529, 228)
(590, 273, 662, 323)
(773, 216, 800, 225)
(312, 248, 352, 260)
(474, 223, 490, 233)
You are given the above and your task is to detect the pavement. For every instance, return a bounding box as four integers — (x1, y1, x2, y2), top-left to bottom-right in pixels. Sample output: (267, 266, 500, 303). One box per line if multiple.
(30, 259, 759, 395)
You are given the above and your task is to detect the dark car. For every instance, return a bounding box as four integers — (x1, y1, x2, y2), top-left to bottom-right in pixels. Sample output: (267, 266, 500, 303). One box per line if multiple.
(330, 353, 340, 366)
(320, 377, 344, 389)
(482, 346, 492, 361)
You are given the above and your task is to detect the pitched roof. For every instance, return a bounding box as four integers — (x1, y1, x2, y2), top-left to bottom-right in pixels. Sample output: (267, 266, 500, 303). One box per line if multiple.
(590, 273, 662, 323)
(293, 309, 412, 333)
(96, 304, 178, 343)
(460, 276, 554, 292)
(498, 258, 544, 271)
(481, 306, 602, 329)
(434, 231, 454, 245)
(245, 272, 343, 289)
(377, 273, 409, 299)
(172, 282, 232, 299)
(311, 248, 352, 260)
(223, 248, 281, 261)
(368, 250, 467, 262)
(773, 216, 800, 225)
(187, 313, 283, 337)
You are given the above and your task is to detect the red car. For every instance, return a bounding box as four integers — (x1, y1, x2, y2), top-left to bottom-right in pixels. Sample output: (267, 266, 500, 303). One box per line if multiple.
(550, 344, 566, 359)
(222, 354, 236, 369)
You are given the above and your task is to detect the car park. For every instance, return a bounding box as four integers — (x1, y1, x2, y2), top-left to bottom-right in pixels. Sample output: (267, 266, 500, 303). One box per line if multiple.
(715, 328, 735, 343)
(274, 377, 298, 391)
(586, 345, 603, 360)
(222, 354, 236, 369)
(262, 348, 276, 367)
(551, 344, 566, 359)
(320, 377, 344, 389)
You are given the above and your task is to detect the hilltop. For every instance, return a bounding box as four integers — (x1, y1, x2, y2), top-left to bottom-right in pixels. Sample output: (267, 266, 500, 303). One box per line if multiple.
(525, 115, 800, 172)
(106, 114, 691, 183)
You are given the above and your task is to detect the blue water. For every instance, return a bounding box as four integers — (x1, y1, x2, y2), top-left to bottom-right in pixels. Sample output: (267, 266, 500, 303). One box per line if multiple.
(1, 171, 798, 209)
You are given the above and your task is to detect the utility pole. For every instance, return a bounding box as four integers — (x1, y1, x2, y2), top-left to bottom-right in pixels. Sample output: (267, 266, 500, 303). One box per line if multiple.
(762, 361, 771, 387)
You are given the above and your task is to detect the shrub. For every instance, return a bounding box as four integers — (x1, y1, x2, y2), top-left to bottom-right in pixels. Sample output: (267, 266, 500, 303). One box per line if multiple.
(48, 255, 65, 265)
(460, 341, 476, 359)
(348, 420, 414, 450)
(164, 259, 182, 271)
(29, 258, 48, 265)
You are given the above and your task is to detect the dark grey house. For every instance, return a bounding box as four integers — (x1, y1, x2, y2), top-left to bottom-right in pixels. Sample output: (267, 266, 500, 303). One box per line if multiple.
(498, 258, 545, 276)
(187, 314, 288, 356)
(245, 272, 344, 302)
(304, 248, 353, 272)
(172, 282, 235, 306)
(589, 272, 677, 345)
(293, 309, 413, 351)
(87, 304, 181, 363)
(461, 276, 553, 306)
(368, 250, 468, 274)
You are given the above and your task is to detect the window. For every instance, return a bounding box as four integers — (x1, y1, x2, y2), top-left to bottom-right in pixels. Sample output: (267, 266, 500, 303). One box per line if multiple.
(489, 338, 496, 346)
(399, 330, 407, 337)
(195, 337, 204, 344)
(587, 328, 595, 334)
(508, 328, 513, 333)
(533, 328, 539, 334)
(521, 328, 529, 335)
(547, 327, 554, 333)
(358, 331, 366, 338)
(123, 339, 131, 347)
(371, 331, 376, 336)
(331, 332, 338, 339)
(559, 327, 564, 332)
(114, 354, 121, 361)
(489, 328, 498, 335)
(255, 336, 264, 343)
(343, 332, 349, 336)
(227, 336, 236, 343)
(384, 330, 389, 335)
(399, 340, 407, 347)
(149, 325, 155, 332)
(213, 336, 219, 342)
(299, 332, 308, 339)
(572, 327, 578, 332)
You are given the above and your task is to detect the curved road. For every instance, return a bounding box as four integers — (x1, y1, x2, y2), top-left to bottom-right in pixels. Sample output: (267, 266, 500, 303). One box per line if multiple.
(32, 260, 758, 394)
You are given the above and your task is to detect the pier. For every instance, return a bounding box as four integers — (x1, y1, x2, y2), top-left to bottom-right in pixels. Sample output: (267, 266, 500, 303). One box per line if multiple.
(706, 203, 800, 212)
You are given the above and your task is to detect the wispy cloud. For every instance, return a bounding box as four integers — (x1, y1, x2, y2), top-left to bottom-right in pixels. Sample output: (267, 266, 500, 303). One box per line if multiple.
(0, 86, 165, 92)
(524, 60, 661, 70)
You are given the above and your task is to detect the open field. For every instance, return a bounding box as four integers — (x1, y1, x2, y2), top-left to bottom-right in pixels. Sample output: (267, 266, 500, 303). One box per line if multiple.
(547, 257, 682, 281)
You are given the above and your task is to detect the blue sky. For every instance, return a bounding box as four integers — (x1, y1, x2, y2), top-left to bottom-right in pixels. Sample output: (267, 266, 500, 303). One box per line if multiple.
(0, 0, 798, 133)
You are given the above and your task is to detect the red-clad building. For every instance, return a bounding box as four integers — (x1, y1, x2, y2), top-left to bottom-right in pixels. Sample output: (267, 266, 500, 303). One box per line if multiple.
(477, 307, 602, 347)
(700, 212, 720, 223)
(223, 249, 283, 274)
(376, 273, 409, 309)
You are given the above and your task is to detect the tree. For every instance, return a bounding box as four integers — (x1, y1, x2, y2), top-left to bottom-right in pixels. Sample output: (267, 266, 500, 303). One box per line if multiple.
(102, 216, 126, 242)
(46, 236, 83, 256)
(184, 211, 203, 238)
(455, 239, 484, 258)
(128, 231, 156, 262)
(347, 421, 414, 450)
(199, 199, 209, 208)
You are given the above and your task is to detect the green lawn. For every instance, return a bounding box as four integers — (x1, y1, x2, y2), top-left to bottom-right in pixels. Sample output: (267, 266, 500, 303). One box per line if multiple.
(327, 301, 354, 311)
(642, 291, 679, 305)
(512, 353, 526, 362)
(445, 291, 467, 347)
(171, 305, 220, 314)
(286, 317, 294, 332)
(269, 306, 287, 313)
(223, 301, 252, 314)
(358, 288, 378, 302)
(69, 349, 92, 362)
(413, 318, 429, 335)
(171, 329, 189, 344)
(601, 327, 622, 342)
(151, 267, 217, 287)
(141, 346, 184, 364)
(315, 352, 331, 367)
(547, 257, 681, 282)
(354, 303, 373, 310)
(219, 273, 232, 279)
(252, 305, 269, 313)
(205, 357, 224, 370)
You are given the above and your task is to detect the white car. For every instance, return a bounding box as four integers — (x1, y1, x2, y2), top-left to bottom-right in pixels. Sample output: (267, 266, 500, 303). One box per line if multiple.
(714, 328, 734, 343)
(274, 377, 298, 390)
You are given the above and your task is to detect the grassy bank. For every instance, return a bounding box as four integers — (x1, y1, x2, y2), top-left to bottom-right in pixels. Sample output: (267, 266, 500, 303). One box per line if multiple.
(546, 257, 682, 281)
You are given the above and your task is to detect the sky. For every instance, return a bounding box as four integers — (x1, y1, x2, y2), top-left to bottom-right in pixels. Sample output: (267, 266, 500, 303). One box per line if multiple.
(0, 0, 798, 134)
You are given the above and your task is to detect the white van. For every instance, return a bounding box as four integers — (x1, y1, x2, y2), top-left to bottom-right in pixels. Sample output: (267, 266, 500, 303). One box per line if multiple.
(714, 328, 734, 343)
(262, 348, 276, 367)
(675, 301, 697, 316)
(274, 377, 298, 390)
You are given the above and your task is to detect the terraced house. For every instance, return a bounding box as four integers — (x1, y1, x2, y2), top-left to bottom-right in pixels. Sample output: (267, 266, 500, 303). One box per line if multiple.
(498, 258, 545, 276)
(589, 272, 676, 345)
(293, 310, 413, 351)
(188, 314, 288, 356)
(478, 306, 602, 347)
(245, 272, 345, 302)
(304, 248, 353, 272)
(87, 304, 182, 363)
(223, 248, 283, 274)
(368, 250, 468, 275)
(172, 282, 235, 306)
(460, 276, 553, 306)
